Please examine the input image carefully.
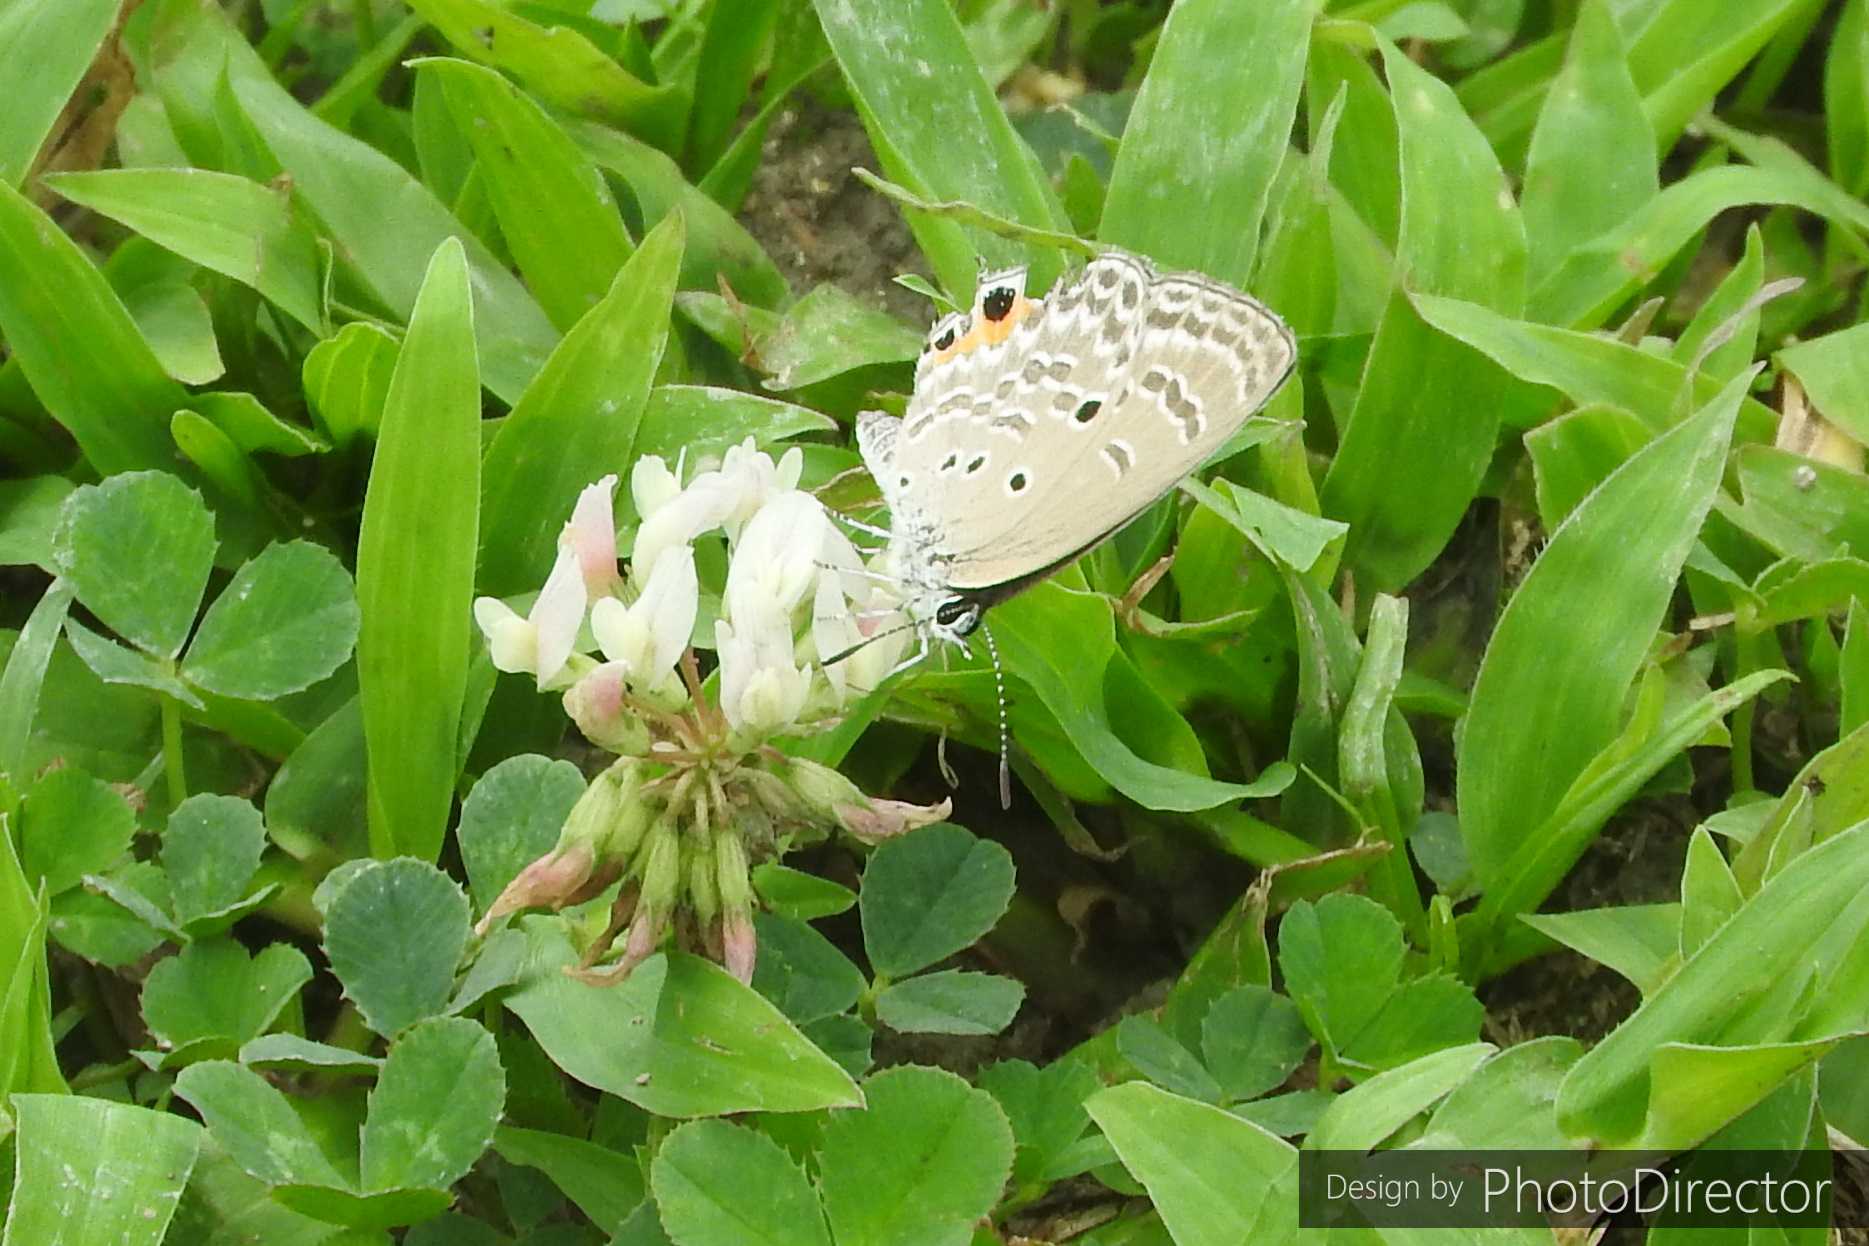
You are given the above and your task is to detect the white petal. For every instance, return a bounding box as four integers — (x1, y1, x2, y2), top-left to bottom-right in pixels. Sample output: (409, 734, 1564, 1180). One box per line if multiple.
(529, 543, 588, 684)
(715, 619, 753, 728)
(727, 492, 828, 625)
(774, 446, 804, 493)
(630, 455, 680, 518)
(591, 595, 648, 672)
(633, 477, 734, 576)
(636, 546, 699, 676)
(475, 596, 539, 676)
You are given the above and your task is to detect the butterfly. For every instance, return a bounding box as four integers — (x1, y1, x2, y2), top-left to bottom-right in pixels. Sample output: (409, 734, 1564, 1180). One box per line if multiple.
(856, 247, 1297, 658)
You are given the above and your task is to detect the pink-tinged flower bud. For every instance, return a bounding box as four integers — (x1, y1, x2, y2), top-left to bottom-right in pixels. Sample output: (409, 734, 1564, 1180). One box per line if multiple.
(476, 839, 598, 934)
(721, 907, 757, 984)
(565, 474, 623, 598)
(563, 663, 651, 755)
(636, 819, 683, 918)
(713, 824, 753, 913)
(833, 796, 953, 844)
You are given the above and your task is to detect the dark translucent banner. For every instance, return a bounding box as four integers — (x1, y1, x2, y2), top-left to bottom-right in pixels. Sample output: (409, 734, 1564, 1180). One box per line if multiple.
(1299, 1148, 1868, 1229)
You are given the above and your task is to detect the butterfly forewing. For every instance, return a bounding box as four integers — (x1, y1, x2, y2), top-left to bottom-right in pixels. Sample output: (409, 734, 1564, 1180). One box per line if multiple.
(884, 251, 1296, 594)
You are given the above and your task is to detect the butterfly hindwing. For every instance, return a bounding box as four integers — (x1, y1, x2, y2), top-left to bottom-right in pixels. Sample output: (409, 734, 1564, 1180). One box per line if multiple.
(883, 251, 1295, 594)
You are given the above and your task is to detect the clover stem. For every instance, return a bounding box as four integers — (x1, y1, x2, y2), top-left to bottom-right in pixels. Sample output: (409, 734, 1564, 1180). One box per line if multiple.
(159, 692, 187, 807)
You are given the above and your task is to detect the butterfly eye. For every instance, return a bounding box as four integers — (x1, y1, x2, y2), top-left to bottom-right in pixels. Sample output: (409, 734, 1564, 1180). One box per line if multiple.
(934, 598, 978, 633)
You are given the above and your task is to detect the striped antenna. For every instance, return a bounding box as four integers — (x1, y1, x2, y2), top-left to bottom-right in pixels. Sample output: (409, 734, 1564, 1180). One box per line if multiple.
(979, 622, 1011, 810)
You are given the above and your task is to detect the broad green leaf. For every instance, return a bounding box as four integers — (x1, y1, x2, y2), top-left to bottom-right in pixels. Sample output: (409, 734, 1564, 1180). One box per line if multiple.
(322, 858, 471, 1039)
(0, 580, 73, 791)
(1115, 1015, 1224, 1103)
(303, 323, 398, 450)
(141, 938, 313, 1055)
(1319, 38, 1526, 591)
(1847, 602, 1869, 738)
(494, 1126, 644, 1235)
(569, 117, 789, 309)
(1639, 1039, 1835, 1152)
(1181, 477, 1345, 573)
(1670, 221, 1767, 384)
(503, 930, 861, 1116)
(161, 794, 266, 928)
(818, 1065, 1014, 1246)
(457, 754, 585, 914)
(992, 583, 1295, 811)
(53, 471, 214, 661)
(48, 871, 164, 968)
(266, 697, 369, 861)
(360, 1017, 503, 1192)
(182, 542, 359, 701)
(45, 168, 326, 333)
(404, 0, 684, 149)
(173, 1060, 348, 1188)
(1519, 903, 1681, 997)
(0, 182, 190, 469)
(859, 823, 1015, 979)
(0, 0, 119, 185)
(1414, 1036, 1584, 1148)
(129, 0, 556, 403)
(811, 0, 1066, 298)
(3, 1094, 200, 1246)
(19, 767, 135, 899)
(1458, 368, 1747, 907)
(1278, 895, 1402, 1056)
(239, 1034, 383, 1074)
(1520, 0, 1655, 283)
(62, 617, 202, 707)
(124, 281, 222, 386)
(874, 969, 1025, 1035)
(356, 239, 479, 861)
(1086, 1081, 1297, 1246)
(755, 283, 921, 392)
(1777, 322, 1869, 449)
(750, 863, 856, 921)
(1557, 822, 1869, 1143)
(651, 1119, 829, 1246)
(751, 912, 867, 1026)
(1678, 825, 1742, 961)
(478, 214, 683, 596)
(1201, 986, 1312, 1103)
(978, 1057, 1100, 1188)
(0, 477, 75, 573)
(423, 58, 634, 332)
(636, 387, 837, 470)
(1099, 0, 1317, 285)
(1305, 1041, 1494, 1151)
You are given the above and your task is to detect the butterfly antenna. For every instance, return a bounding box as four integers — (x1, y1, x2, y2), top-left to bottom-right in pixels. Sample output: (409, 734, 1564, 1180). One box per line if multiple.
(980, 621, 1011, 810)
(820, 618, 917, 668)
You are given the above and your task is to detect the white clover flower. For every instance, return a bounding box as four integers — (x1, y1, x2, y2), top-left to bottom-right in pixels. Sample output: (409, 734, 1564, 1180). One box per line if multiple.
(630, 454, 681, 519)
(592, 544, 699, 695)
(473, 474, 621, 687)
(716, 617, 810, 735)
(726, 490, 833, 627)
(718, 440, 804, 539)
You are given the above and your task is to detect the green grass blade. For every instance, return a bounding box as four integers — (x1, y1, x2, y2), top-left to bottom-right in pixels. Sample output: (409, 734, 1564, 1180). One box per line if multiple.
(1099, 0, 1319, 286)
(356, 240, 481, 861)
(44, 168, 327, 334)
(812, 0, 1067, 299)
(1458, 368, 1750, 932)
(0, 0, 118, 186)
(478, 214, 684, 596)
(0, 181, 186, 474)
(423, 58, 635, 333)
(1319, 38, 1526, 592)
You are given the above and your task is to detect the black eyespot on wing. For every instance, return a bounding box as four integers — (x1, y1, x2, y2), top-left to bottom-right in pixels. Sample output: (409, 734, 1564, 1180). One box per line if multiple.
(934, 327, 956, 349)
(1074, 399, 1101, 424)
(1009, 472, 1027, 492)
(982, 286, 1015, 321)
(966, 455, 985, 474)
(941, 452, 958, 470)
